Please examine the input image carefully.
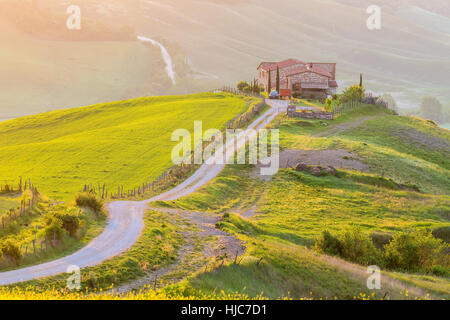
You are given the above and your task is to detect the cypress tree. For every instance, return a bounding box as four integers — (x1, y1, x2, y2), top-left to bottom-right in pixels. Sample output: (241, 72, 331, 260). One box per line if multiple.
(268, 69, 272, 92)
(276, 66, 280, 93)
(360, 73, 363, 87)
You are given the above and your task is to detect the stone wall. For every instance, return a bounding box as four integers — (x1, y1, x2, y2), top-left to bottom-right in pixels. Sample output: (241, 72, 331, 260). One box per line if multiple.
(287, 107, 334, 120)
(258, 63, 306, 91)
(258, 63, 335, 91)
(288, 72, 328, 87)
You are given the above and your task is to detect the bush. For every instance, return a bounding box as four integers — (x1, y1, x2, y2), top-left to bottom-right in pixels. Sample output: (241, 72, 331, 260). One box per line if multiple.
(325, 97, 333, 110)
(339, 228, 382, 265)
(384, 230, 449, 272)
(431, 265, 449, 277)
(44, 216, 67, 240)
(316, 229, 450, 274)
(370, 232, 393, 250)
(432, 226, 450, 243)
(57, 212, 81, 237)
(0, 240, 22, 265)
(236, 81, 249, 91)
(314, 230, 342, 256)
(315, 228, 382, 266)
(75, 193, 105, 217)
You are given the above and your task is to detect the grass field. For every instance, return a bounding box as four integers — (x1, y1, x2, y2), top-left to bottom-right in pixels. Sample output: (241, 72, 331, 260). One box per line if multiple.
(0, 99, 448, 299)
(151, 105, 450, 299)
(276, 106, 450, 194)
(0, 191, 107, 271)
(0, 93, 256, 200)
(9, 208, 184, 291)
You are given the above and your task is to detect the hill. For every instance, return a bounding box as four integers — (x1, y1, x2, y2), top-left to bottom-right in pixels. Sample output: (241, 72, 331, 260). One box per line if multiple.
(124, 0, 450, 109)
(2, 0, 449, 117)
(0, 18, 177, 119)
(0, 93, 255, 200)
(155, 105, 450, 299)
(0, 99, 448, 300)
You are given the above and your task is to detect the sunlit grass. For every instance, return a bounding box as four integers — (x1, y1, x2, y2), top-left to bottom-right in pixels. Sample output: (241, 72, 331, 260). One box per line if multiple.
(0, 93, 254, 200)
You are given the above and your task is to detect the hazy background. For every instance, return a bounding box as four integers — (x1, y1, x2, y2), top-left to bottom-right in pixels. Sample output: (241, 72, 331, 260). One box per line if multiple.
(1, 0, 449, 124)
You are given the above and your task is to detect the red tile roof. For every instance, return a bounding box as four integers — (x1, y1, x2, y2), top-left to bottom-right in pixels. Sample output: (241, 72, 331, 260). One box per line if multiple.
(285, 65, 332, 78)
(258, 59, 305, 71)
(258, 59, 335, 79)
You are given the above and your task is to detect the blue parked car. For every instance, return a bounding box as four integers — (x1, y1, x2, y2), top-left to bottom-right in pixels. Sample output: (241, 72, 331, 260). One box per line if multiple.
(269, 90, 279, 99)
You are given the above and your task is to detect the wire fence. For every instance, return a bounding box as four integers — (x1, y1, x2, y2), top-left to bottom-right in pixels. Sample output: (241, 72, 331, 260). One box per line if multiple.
(1, 178, 39, 231)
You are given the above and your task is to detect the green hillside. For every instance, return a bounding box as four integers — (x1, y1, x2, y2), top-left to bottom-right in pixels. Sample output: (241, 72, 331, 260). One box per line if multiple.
(156, 106, 450, 299)
(0, 100, 448, 300)
(0, 93, 254, 200)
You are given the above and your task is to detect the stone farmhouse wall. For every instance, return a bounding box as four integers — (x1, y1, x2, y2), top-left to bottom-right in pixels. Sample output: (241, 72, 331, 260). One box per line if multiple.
(258, 62, 336, 93)
(258, 63, 306, 91)
(288, 72, 329, 87)
(287, 106, 334, 120)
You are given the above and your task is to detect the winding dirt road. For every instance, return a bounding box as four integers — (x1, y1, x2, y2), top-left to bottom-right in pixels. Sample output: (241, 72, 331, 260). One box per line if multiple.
(0, 100, 286, 286)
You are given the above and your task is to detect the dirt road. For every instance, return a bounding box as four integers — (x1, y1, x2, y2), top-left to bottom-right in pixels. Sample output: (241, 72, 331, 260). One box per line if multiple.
(313, 116, 379, 137)
(0, 100, 285, 286)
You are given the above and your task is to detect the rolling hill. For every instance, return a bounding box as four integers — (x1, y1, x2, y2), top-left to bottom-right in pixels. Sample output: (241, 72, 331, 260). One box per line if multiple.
(2, 0, 449, 117)
(157, 105, 450, 299)
(2, 101, 447, 300)
(0, 93, 254, 200)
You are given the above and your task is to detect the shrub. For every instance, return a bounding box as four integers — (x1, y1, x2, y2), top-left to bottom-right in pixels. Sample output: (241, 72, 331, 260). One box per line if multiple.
(384, 230, 449, 272)
(339, 228, 382, 265)
(432, 226, 450, 243)
(431, 265, 449, 277)
(0, 240, 22, 265)
(342, 84, 365, 102)
(325, 97, 333, 110)
(315, 229, 382, 266)
(314, 230, 342, 256)
(44, 216, 67, 240)
(75, 193, 105, 217)
(370, 232, 393, 250)
(236, 81, 249, 91)
(57, 212, 81, 237)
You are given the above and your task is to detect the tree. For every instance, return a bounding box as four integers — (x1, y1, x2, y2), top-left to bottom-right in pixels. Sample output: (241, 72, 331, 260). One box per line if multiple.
(268, 70, 272, 92)
(276, 66, 280, 93)
(250, 78, 261, 94)
(343, 84, 365, 102)
(359, 74, 363, 87)
(381, 93, 398, 113)
(420, 96, 443, 122)
(0, 240, 22, 265)
(236, 81, 249, 92)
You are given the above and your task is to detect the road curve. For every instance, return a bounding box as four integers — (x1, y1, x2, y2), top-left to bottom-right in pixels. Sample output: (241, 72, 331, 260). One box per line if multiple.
(0, 100, 287, 286)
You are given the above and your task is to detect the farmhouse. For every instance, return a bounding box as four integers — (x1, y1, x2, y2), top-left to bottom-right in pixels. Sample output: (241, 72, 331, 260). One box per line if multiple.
(257, 59, 338, 98)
